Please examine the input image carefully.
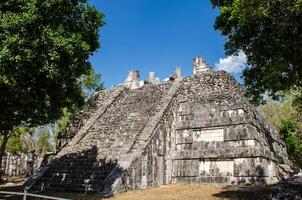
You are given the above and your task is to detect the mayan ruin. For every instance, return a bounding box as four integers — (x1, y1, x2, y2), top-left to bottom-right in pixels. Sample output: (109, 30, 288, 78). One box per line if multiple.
(2, 0, 302, 199)
(22, 57, 292, 196)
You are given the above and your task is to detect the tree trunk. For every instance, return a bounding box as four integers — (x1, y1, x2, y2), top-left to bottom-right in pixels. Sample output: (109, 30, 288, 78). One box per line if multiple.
(0, 133, 10, 182)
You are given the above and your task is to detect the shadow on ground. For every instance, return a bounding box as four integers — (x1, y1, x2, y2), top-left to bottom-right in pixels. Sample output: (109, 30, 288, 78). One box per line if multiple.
(213, 185, 273, 200)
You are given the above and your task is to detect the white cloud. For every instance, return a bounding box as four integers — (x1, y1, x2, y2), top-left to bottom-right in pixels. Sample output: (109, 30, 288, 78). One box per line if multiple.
(215, 51, 247, 74)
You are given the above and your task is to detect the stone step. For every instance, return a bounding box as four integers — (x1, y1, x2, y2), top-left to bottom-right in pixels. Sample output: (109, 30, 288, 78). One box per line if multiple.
(53, 157, 99, 162)
(34, 84, 175, 195)
(45, 168, 112, 174)
(56, 154, 99, 160)
(51, 157, 117, 164)
(48, 164, 104, 170)
(46, 167, 107, 171)
(50, 161, 99, 166)
(42, 172, 108, 180)
(45, 169, 111, 175)
(39, 177, 104, 185)
(35, 182, 100, 193)
(48, 162, 115, 169)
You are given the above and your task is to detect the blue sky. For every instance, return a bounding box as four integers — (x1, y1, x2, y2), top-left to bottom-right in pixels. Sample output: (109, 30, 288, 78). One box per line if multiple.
(89, 0, 244, 88)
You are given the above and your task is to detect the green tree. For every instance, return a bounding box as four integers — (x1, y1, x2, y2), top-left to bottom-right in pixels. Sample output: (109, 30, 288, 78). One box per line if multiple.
(5, 127, 29, 153)
(259, 89, 302, 130)
(0, 0, 105, 172)
(279, 119, 298, 138)
(56, 108, 73, 134)
(279, 119, 302, 167)
(259, 91, 302, 167)
(36, 129, 54, 155)
(53, 107, 72, 146)
(4, 126, 56, 156)
(80, 68, 104, 99)
(1, 68, 105, 156)
(211, 0, 302, 104)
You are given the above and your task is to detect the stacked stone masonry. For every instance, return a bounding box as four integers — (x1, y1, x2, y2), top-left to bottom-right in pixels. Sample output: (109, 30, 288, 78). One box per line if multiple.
(1, 152, 38, 177)
(31, 58, 292, 195)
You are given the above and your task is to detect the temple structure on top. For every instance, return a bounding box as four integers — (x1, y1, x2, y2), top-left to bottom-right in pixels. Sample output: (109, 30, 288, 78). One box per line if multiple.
(193, 56, 210, 75)
(29, 57, 292, 196)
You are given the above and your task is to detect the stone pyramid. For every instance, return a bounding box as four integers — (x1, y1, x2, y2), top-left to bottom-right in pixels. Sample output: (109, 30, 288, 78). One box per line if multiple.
(31, 57, 292, 196)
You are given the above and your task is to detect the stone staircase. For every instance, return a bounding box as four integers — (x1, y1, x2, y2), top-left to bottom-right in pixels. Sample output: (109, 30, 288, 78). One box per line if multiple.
(32, 86, 126, 193)
(31, 81, 181, 194)
(34, 147, 115, 193)
(57, 86, 126, 154)
(102, 78, 184, 196)
(30, 82, 179, 192)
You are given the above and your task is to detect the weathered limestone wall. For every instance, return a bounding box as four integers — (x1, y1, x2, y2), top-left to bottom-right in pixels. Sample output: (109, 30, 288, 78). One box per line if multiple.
(171, 72, 289, 185)
(1, 152, 38, 176)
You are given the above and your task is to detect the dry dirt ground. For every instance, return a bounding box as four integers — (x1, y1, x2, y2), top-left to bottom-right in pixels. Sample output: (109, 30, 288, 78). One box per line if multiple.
(109, 184, 273, 200)
(112, 184, 225, 200)
(0, 183, 274, 200)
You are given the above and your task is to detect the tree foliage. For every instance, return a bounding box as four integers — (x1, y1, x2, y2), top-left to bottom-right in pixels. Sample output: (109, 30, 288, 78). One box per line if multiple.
(0, 0, 105, 135)
(279, 118, 298, 138)
(1, 126, 55, 156)
(0, 1, 104, 174)
(259, 89, 302, 130)
(80, 68, 104, 99)
(36, 129, 54, 155)
(279, 119, 302, 167)
(56, 108, 72, 133)
(5, 127, 29, 153)
(0, 67, 104, 155)
(259, 91, 302, 167)
(211, 0, 302, 104)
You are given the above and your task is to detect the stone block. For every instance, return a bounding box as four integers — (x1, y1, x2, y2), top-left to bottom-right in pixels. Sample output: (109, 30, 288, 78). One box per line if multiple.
(221, 108, 245, 118)
(193, 128, 224, 142)
(234, 158, 269, 177)
(176, 130, 193, 144)
(172, 160, 199, 177)
(199, 160, 234, 177)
